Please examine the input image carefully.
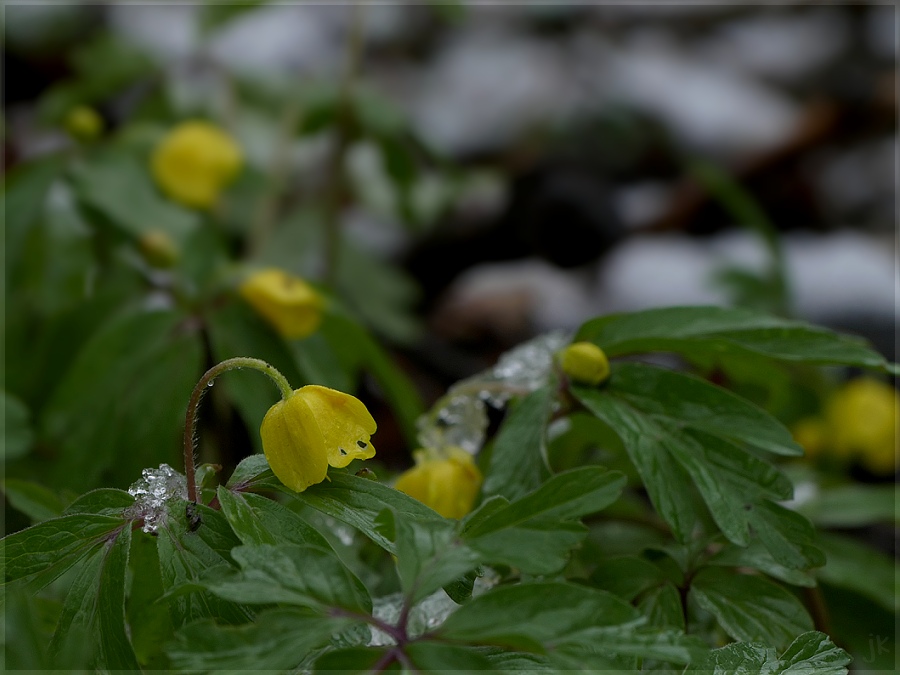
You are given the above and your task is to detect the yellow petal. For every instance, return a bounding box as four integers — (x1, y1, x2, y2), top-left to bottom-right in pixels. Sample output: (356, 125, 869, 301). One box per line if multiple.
(151, 121, 242, 209)
(260, 393, 328, 492)
(394, 447, 482, 519)
(560, 342, 610, 386)
(239, 269, 324, 339)
(826, 378, 899, 474)
(295, 385, 377, 468)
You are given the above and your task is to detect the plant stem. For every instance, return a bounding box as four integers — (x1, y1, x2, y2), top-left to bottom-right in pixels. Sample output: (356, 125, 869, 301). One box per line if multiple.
(183, 357, 293, 503)
(323, 3, 365, 287)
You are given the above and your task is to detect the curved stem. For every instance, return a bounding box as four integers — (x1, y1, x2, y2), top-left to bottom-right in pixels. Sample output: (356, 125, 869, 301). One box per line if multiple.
(183, 357, 293, 502)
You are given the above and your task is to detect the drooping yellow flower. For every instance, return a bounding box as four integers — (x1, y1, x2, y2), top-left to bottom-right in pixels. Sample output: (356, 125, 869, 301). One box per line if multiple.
(261, 385, 377, 492)
(825, 378, 898, 474)
(394, 447, 483, 519)
(151, 121, 242, 209)
(65, 105, 104, 141)
(239, 268, 324, 339)
(560, 341, 610, 386)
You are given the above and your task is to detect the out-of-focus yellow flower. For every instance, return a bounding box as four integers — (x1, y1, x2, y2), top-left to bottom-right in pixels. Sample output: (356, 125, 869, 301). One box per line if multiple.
(791, 417, 827, 459)
(139, 229, 179, 268)
(261, 385, 376, 492)
(239, 268, 324, 339)
(560, 341, 610, 386)
(65, 105, 104, 140)
(151, 121, 241, 209)
(825, 378, 898, 474)
(394, 447, 482, 519)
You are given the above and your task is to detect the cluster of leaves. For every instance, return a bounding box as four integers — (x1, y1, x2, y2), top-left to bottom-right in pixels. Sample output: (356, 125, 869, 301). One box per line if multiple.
(4, 306, 896, 672)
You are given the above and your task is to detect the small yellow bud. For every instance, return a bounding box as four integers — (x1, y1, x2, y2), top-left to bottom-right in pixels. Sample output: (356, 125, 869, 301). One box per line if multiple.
(791, 417, 827, 459)
(825, 378, 898, 475)
(239, 268, 324, 339)
(150, 121, 242, 209)
(261, 385, 377, 492)
(138, 229, 179, 268)
(65, 105, 104, 141)
(394, 447, 483, 519)
(560, 341, 610, 386)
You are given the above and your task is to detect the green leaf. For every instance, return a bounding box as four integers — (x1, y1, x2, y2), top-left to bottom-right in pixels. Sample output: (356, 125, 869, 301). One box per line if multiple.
(576, 305, 893, 371)
(156, 502, 251, 628)
(590, 555, 665, 601)
(685, 630, 849, 675)
(605, 362, 803, 457)
(2, 513, 126, 587)
(437, 582, 640, 650)
(70, 150, 198, 244)
(690, 567, 813, 647)
(708, 539, 817, 588)
(405, 641, 496, 671)
(555, 627, 708, 666)
(168, 608, 351, 672)
(2, 155, 63, 279)
(2, 479, 68, 523)
(296, 472, 443, 554)
(49, 526, 138, 670)
(746, 501, 824, 571)
(225, 453, 281, 492)
(638, 581, 685, 631)
(816, 532, 898, 613)
(466, 520, 586, 575)
(216, 487, 332, 550)
(313, 646, 389, 673)
(63, 488, 135, 516)
(465, 466, 626, 538)
(796, 484, 897, 527)
(482, 386, 554, 501)
(375, 509, 480, 604)
(204, 544, 371, 614)
(2, 392, 34, 461)
(127, 531, 172, 668)
(40, 309, 203, 491)
(206, 302, 308, 454)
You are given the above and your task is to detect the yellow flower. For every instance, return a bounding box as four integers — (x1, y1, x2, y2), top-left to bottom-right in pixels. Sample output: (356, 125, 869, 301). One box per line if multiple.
(560, 341, 610, 386)
(239, 268, 324, 339)
(791, 417, 827, 459)
(394, 447, 483, 519)
(65, 105, 104, 140)
(151, 121, 242, 209)
(825, 378, 898, 475)
(261, 385, 377, 492)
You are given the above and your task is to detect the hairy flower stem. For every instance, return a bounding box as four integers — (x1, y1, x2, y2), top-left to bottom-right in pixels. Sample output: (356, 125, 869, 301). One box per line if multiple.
(183, 357, 293, 503)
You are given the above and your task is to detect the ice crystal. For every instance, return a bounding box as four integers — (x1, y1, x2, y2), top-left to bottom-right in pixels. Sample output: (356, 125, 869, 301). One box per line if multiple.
(417, 331, 569, 452)
(126, 463, 188, 534)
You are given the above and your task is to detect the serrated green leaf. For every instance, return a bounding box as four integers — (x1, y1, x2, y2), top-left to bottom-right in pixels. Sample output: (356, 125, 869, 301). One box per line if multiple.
(690, 568, 813, 647)
(216, 487, 331, 550)
(816, 532, 898, 613)
(49, 526, 138, 670)
(577, 305, 892, 371)
(591, 555, 665, 600)
(437, 582, 640, 649)
(2, 514, 125, 587)
(168, 608, 350, 671)
(467, 520, 586, 575)
(708, 539, 816, 588)
(375, 509, 480, 604)
(685, 630, 849, 675)
(607, 362, 803, 456)
(296, 472, 443, 554)
(205, 544, 372, 614)
(225, 453, 280, 491)
(2, 479, 68, 523)
(63, 488, 135, 516)
(482, 386, 554, 501)
(557, 626, 708, 666)
(747, 501, 824, 571)
(639, 581, 685, 631)
(465, 466, 626, 538)
(127, 531, 172, 668)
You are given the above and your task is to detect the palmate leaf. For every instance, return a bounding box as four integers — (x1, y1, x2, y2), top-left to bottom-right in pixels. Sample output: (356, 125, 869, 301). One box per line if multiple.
(573, 365, 823, 570)
(576, 305, 895, 373)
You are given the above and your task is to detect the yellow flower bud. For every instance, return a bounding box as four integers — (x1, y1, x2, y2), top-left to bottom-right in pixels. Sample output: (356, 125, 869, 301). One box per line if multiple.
(138, 229, 179, 268)
(825, 378, 898, 475)
(150, 121, 242, 209)
(394, 447, 483, 519)
(239, 268, 324, 339)
(261, 385, 377, 492)
(560, 341, 610, 386)
(65, 105, 104, 141)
